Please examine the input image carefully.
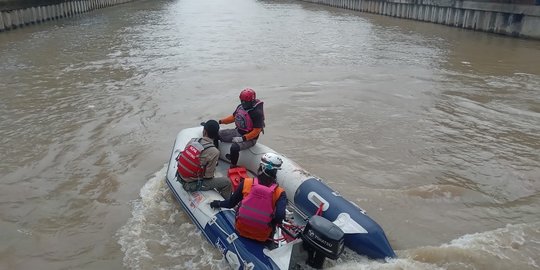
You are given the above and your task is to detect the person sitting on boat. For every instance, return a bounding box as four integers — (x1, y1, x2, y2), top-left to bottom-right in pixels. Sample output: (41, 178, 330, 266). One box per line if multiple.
(218, 88, 265, 168)
(210, 153, 286, 242)
(176, 120, 232, 199)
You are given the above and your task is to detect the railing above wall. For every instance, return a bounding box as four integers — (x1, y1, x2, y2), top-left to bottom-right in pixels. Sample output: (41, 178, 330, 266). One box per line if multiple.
(0, 0, 71, 12)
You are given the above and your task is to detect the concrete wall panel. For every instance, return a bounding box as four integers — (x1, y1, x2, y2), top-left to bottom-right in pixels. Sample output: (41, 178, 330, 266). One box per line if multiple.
(299, 0, 540, 39)
(0, 0, 136, 32)
(0, 12, 5, 31)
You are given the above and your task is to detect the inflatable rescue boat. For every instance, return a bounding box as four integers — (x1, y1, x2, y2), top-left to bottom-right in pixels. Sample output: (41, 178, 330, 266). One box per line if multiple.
(165, 126, 395, 269)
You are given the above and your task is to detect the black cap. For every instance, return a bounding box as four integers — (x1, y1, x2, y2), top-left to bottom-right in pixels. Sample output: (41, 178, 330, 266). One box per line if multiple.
(204, 120, 220, 139)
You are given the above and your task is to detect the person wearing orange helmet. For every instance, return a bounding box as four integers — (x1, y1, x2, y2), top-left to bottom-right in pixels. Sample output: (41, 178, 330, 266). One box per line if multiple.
(218, 88, 265, 168)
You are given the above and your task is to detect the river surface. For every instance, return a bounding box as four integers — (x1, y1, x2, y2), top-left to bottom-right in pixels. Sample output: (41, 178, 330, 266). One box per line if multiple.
(1, 0, 539, 269)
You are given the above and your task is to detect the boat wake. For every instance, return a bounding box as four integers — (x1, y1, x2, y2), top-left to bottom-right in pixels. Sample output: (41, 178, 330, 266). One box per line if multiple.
(116, 166, 227, 270)
(117, 167, 540, 270)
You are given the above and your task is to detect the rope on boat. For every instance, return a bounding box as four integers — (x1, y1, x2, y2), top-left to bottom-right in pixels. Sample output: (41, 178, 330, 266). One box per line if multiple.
(206, 211, 250, 267)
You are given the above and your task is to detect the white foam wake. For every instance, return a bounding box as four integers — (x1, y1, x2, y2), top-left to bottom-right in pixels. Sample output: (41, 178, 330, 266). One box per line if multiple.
(117, 166, 540, 270)
(116, 165, 227, 270)
(327, 222, 540, 270)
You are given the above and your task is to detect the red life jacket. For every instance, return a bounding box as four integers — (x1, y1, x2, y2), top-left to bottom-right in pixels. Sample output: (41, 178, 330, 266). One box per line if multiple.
(235, 177, 284, 242)
(234, 99, 264, 133)
(176, 138, 215, 181)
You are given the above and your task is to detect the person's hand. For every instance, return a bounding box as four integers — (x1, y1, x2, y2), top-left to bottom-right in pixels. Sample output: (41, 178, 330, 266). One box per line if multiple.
(232, 137, 243, 143)
(210, 200, 221, 209)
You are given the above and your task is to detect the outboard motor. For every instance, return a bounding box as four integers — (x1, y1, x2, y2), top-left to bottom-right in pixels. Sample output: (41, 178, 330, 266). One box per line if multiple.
(300, 215, 345, 269)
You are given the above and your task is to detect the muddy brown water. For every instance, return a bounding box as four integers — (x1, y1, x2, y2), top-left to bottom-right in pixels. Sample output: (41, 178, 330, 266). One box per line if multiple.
(1, 0, 539, 269)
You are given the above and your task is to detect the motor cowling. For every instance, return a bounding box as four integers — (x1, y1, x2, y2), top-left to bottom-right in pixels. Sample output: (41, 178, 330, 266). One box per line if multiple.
(301, 215, 345, 268)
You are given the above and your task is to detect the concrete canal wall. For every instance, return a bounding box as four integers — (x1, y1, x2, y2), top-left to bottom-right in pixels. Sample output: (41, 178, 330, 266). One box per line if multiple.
(2, 0, 539, 39)
(0, 0, 133, 32)
(299, 0, 540, 39)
